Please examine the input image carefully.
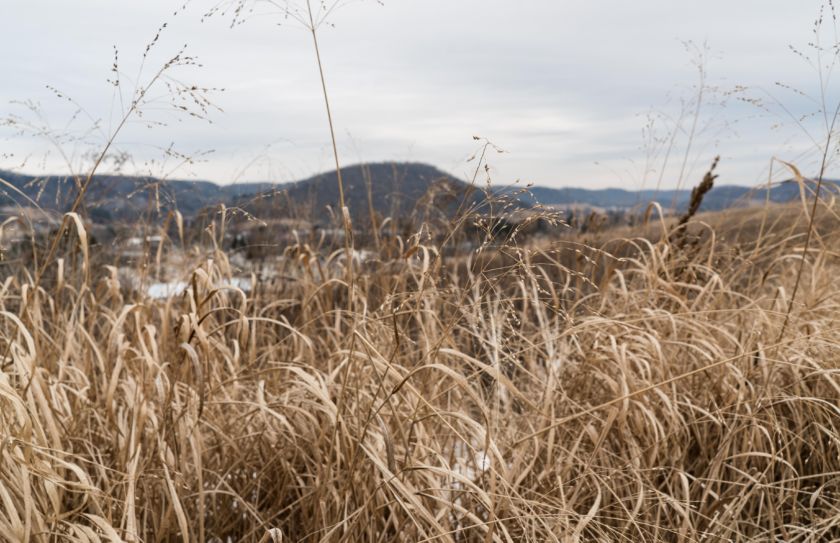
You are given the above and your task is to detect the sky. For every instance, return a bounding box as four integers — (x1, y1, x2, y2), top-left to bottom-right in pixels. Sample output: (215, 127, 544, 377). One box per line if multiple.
(1, 1, 838, 189)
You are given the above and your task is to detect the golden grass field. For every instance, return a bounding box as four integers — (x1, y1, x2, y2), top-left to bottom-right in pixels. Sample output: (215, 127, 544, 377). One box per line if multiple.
(1, 193, 839, 542)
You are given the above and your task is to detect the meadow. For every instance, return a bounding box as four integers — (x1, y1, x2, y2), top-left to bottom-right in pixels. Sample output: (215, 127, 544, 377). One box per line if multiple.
(1, 175, 839, 542)
(2, 2, 840, 541)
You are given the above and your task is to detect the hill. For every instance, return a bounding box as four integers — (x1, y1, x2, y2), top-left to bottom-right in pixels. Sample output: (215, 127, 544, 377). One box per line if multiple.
(0, 163, 488, 223)
(2, 163, 837, 223)
(521, 179, 840, 212)
(0, 169, 277, 221)
(231, 162, 497, 224)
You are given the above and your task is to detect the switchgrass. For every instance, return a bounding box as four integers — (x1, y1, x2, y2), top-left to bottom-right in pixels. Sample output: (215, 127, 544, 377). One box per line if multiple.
(0, 188, 839, 542)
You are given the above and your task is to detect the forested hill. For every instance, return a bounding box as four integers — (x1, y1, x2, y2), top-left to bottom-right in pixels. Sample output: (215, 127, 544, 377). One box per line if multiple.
(1, 163, 834, 222)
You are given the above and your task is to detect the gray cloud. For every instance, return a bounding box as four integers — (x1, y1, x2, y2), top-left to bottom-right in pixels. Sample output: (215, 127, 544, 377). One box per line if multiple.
(0, 0, 835, 188)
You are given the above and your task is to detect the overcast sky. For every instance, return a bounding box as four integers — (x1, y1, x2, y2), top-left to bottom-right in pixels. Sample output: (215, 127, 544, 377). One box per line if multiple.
(1, 1, 837, 189)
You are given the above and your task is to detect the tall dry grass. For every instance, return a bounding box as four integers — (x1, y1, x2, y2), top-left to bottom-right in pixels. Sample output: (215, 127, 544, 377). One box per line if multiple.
(2, 3, 840, 540)
(0, 189, 839, 542)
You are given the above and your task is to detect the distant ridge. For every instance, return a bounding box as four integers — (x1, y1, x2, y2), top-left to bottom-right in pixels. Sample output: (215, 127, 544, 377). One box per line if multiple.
(516, 178, 840, 212)
(1, 163, 837, 222)
(0, 169, 276, 221)
(231, 162, 491, 222)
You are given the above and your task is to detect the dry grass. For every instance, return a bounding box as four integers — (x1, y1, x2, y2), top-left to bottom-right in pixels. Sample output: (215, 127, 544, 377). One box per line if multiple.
(0, 191, 839, 542)
(3, 2, 840, 540)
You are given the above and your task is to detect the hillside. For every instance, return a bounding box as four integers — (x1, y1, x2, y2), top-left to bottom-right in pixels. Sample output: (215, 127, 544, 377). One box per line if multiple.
(232, 162, 499, 224)
(522, 178, 840, 211)
(2, 163, 836, 223)
(0, 170, 277, 221)
(0, 163, 487, 223)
